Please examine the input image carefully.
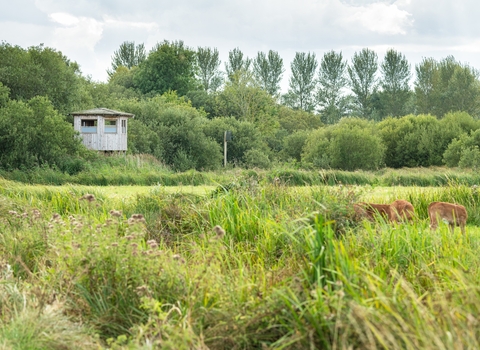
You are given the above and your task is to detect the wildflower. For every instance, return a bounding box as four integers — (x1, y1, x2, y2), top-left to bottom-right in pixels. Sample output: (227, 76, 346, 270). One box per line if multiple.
(111, 242, 119, 247)
(128, 214, 146, 226)
(147, 240, 158, 249)
(105, 219, 114, 226)
(79, 194, 96, 202)
(52, 213, 61, 220)
(8, 210, 17, 216)
(172, 254, 185, 264)
(213, 225, 225, 238)
(130, 243, 138, 249)
(135, 285, 149, 297)
(32, 209, 41, 219)
(124, 235, 134, 241)
(109, 209, 122, 218)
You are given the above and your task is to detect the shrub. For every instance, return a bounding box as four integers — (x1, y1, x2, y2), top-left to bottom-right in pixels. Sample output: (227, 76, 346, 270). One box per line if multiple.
(243, 149, 271, 169)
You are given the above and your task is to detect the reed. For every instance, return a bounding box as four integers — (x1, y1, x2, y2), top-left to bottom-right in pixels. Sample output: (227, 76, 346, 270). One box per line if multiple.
(2, 178, 480, 348)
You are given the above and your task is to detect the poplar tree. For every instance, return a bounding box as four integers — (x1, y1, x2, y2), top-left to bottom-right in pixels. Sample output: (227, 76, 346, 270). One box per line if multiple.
(378, 49, 411, 117)
(109, 41, 146, 75)
(253, 50, 284, 96)
(225, 48, 251, 82)
(196, 47, 223, 93)
(284, 52, 318, 112)
(348, 48, 378, 118)
(317, 50, 350, 124)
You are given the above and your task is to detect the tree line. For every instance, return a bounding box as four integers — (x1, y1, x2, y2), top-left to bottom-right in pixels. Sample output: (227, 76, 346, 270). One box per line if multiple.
(0, 41, 480, 172)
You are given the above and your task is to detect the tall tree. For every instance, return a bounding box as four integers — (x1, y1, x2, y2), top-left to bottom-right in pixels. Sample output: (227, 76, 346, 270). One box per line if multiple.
(216, 70, 279, 136)
(415, 56, 480, 117)
(284, 52, 318, 112)
(317, 50, 350, 124)
(378, 49, 411, 117)
(196, 47, 223, 93)
(0, 43, 83, 114)
(225, 48, 251, 82)
(253, 50, 284, 96)
(348, 48, 378, 118)
(0, 96, 86, 169)
(414, 57, 437, 115)
(134, 40, 198, 96)
(108, 41, 146, 76)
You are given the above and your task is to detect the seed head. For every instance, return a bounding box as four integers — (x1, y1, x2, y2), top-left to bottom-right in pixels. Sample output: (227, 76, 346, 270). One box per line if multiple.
(213, 225, 225, 238)
(109, 209, 122, 218)
(80, 194, 96, 202)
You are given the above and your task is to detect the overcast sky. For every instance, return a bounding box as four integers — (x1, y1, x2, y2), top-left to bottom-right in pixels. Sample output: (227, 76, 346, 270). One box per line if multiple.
(2, 0, 479, 93)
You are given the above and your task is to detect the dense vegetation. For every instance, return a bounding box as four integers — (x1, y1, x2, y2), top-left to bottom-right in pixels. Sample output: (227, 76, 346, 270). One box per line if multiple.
(3, 39, 480, 349)
(1, 41, 480, 174)
(2, 179, 480, 348)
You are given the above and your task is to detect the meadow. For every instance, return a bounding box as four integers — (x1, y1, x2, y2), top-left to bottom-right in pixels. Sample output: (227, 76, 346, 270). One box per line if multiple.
(1, 176, 480, 349)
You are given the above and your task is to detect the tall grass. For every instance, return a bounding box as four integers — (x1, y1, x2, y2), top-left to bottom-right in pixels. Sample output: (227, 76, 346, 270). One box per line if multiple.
(2, 179, 480, 348)
(3, 155, 480, 187)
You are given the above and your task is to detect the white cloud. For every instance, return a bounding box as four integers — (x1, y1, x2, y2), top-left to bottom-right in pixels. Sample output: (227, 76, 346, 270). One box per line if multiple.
(48, 13, 103, 51)
(340, 2, 413, 35)
(102, 15, 158, 31)
(49, 12, 79, 26)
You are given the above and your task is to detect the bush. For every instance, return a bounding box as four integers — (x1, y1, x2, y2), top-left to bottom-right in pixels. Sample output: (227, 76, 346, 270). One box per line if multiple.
(243, 149, 271, 169)
(302, 118, 385, 171)
(328, 119, 385, 171)
(0, 97, 87, 170)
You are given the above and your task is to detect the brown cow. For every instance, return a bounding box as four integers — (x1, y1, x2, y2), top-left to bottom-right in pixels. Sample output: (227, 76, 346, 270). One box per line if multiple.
(428, 201, 467, 234)
(390, 199, 415, 223)
(354, 202, 393, 222)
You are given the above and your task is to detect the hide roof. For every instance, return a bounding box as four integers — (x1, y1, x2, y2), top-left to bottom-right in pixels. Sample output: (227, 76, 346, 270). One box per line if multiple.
(70, 108, 134, 118)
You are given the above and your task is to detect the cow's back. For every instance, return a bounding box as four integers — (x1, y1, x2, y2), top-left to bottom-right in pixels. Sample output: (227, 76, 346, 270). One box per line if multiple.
(391, 199, 415, 222)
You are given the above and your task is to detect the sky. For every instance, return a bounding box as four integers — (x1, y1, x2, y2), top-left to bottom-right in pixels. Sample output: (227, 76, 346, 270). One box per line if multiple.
(2, 0, 480, 93)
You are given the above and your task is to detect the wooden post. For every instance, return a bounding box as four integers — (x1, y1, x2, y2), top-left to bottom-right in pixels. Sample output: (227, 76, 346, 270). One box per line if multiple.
(224, 131, 227, 167)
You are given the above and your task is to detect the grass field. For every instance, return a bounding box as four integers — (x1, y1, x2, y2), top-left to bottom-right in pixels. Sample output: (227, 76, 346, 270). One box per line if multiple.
(1, 178, 480, 349)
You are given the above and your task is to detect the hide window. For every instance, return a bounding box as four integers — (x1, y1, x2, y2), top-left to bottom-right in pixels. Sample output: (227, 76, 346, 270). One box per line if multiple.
(121, 120, 126, 133)
(105, 120, 117, 133)
(81, 119, 97, 133)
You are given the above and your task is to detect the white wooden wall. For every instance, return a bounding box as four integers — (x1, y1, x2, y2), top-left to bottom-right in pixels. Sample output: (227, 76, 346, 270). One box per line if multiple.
(73, 115, 129, 151)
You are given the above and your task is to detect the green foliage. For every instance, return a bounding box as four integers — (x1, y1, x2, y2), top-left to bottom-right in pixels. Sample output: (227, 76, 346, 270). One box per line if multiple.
(134, 40, 198, 96)
(108, 66, 137, 90)
(0, 97, 87, 170)
(202, 116, 266, 164)
(224, 47, 251, 82)
(243, 148, 271, 169)
(302, 127, 332, 168)
(378, 114, 458, 168)
(0, 82, 9, 107)
(377, 49, 412, 117)
(317, 50, 350, 124)
(277, 104, 322, 134)
(108, 41, 146, 75)
(215, 73, 280, 135)
(415, 56, 480, 117)
(329, 119, 385, 171)
(281, 130, 311, 162)
(118, 94, 222, 171)
(4, 178, 480, 348)
(443, 128, 480, 168)
(196, 46, 223, 93)
(284, 51, 318, 112)
(348, 48, 378, 118)
(0, 43, 83, 114)
(303, 118, 385, 171)
(252, 50, 284, 96)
